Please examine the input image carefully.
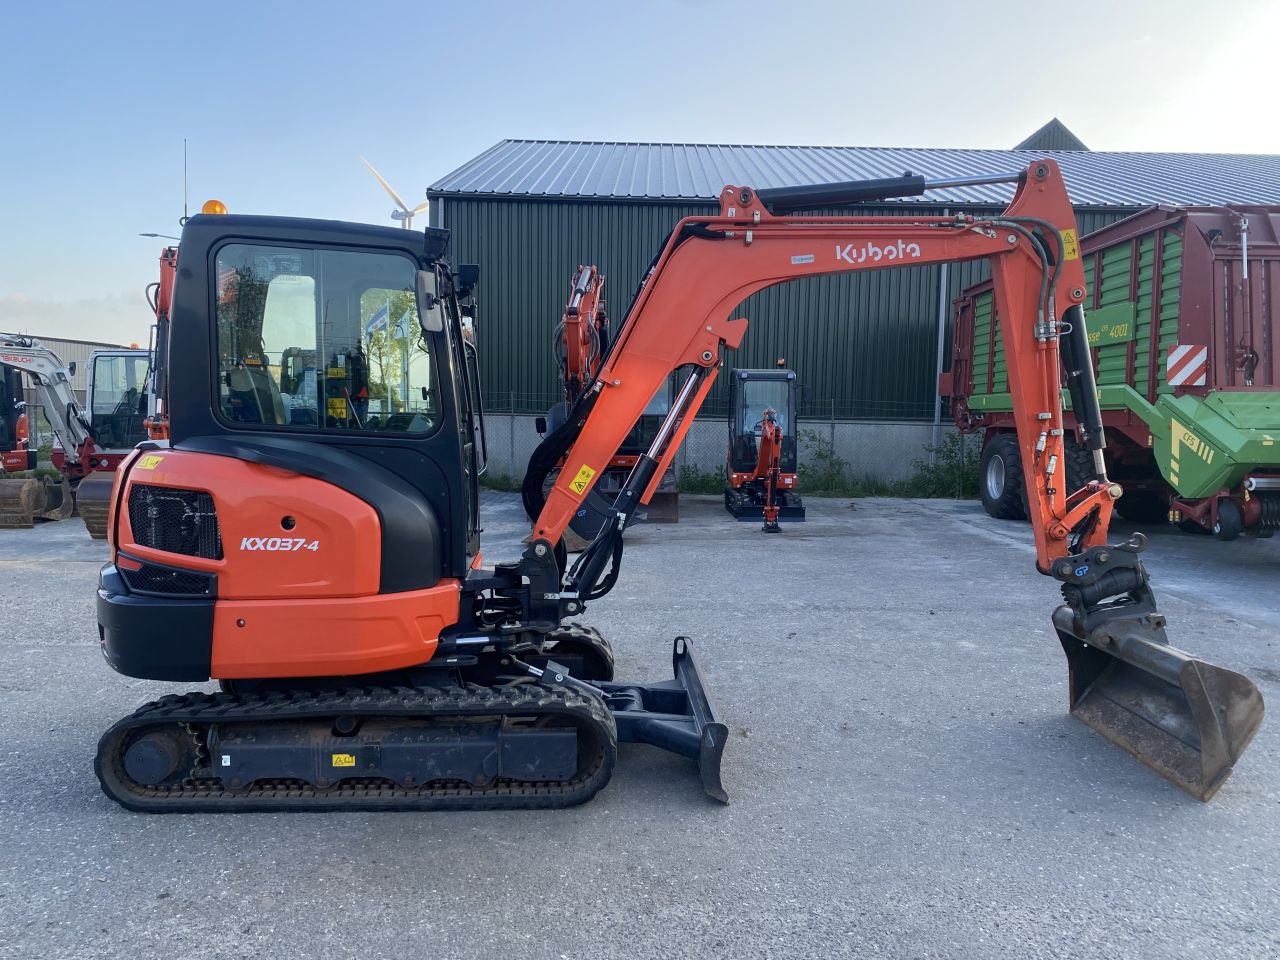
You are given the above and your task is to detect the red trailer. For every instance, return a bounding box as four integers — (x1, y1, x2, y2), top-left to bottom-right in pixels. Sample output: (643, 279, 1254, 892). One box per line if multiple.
(943, 204, 1280, 539)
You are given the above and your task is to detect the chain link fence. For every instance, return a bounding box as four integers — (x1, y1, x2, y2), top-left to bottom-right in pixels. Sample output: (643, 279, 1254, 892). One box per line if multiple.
(479, 393, 980, 500)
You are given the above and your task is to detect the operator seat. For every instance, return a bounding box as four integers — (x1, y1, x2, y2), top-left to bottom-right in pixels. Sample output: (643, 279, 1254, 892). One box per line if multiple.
(226, 364, 286, 425)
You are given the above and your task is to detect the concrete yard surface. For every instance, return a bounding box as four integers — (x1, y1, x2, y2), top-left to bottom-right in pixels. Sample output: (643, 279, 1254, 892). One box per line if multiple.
(0, 494, 1277, 960)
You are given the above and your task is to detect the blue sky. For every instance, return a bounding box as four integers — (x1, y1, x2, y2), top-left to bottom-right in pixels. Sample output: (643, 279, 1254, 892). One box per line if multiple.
(2, 0, 1276, 344)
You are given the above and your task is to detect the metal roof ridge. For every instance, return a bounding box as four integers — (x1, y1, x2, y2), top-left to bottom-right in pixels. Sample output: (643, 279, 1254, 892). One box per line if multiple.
(482, 138, 1280, 159)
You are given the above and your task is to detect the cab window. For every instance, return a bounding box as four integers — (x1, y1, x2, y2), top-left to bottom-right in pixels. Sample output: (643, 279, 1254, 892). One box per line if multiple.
(89, 353, 151, 448)
(213, 244, 438, 434)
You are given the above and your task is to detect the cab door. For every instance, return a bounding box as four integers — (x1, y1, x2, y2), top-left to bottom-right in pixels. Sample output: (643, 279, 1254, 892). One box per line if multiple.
(442, 292, 483, 558)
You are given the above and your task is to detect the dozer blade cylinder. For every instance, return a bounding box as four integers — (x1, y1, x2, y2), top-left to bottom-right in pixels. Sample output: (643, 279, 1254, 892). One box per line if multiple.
(1053, 607, 1264, 801)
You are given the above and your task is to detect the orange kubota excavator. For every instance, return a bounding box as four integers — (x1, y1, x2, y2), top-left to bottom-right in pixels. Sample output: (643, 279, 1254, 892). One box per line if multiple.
(94, 160, 1262, 812)
(537, 265, 682, 547)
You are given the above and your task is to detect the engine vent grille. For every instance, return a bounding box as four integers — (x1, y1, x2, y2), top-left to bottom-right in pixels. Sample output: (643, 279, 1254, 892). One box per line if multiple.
(122, 562, 215, 597)
(128, 485, 223, 560)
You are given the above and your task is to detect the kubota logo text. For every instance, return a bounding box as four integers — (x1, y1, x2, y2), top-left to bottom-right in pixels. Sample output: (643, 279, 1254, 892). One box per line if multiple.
(835, 240, 922, 264)
(240, 536, 319, 552)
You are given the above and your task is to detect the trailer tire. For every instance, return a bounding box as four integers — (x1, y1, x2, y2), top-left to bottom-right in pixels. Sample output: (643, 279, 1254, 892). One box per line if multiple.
(1063, 436, 1095, 493)
(1115, 490, 1168, 525)
(1214, 500, 1243, 541)
(979, 434, 1027, 521)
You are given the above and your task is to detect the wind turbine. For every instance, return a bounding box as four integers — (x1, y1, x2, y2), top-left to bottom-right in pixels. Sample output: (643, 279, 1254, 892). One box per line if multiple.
(360, 155, 429, 229)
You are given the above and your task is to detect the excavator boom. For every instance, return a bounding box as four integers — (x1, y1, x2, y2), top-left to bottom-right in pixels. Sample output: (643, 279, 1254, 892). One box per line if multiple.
(523, 159, 1262, 800)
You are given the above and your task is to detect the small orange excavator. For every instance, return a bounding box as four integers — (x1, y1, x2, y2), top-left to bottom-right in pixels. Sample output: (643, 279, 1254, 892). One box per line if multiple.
(535, 266, 680, 545)
(94, 160, 1262, 812)
(725, 366, 804, 530)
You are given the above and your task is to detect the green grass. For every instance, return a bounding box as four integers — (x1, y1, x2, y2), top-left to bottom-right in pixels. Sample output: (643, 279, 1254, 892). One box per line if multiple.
(483, 430, 981, 503)
(677, 463, 725, 495)
(796, 429, 979, 499)
(480, 472, 523, 492)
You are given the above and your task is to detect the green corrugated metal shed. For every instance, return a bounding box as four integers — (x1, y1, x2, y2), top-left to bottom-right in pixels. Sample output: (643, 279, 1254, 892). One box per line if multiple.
(429, 193, 1126, 418)
(426, 135, 1280, 420)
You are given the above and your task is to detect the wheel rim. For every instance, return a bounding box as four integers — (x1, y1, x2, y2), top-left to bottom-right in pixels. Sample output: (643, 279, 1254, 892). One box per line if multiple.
(985, 455, 1006, 499)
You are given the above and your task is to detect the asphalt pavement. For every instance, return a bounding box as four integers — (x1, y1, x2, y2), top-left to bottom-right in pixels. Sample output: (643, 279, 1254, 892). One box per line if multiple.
(0, 494, 1276, 960)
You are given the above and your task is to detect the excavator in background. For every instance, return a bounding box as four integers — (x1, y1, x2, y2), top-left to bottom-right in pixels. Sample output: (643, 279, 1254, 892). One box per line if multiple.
(725, 366, 804, 529)
(0, 335, 151, 536)
(141, 246, 178, 442)
(1, 366, 35, 476)
(93, 159, 1262, 815)
(535, 266, 680, 548)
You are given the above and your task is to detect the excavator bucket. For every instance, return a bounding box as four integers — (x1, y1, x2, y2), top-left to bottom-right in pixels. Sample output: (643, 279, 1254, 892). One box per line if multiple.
(73, 470, 116, 539)
(38, 476, 75, 523)
(1053, 608, 1264, 801)
(0, 477, 44, 528)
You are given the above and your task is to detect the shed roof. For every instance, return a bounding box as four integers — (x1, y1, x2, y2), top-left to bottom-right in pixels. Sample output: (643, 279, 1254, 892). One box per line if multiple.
(429, 140, 1280, 207)
(1014, 118, 1089, 152)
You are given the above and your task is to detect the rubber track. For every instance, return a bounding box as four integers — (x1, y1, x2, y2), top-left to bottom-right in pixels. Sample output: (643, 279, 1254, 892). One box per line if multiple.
(96, 684, 617, 813)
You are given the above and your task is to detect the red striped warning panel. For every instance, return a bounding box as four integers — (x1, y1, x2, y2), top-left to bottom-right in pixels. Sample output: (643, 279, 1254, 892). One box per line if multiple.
(1167, 344, 1208, 387)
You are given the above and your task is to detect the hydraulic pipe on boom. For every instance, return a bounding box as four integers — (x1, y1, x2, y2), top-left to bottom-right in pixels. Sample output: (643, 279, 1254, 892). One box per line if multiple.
(523, 159, 1262, 801)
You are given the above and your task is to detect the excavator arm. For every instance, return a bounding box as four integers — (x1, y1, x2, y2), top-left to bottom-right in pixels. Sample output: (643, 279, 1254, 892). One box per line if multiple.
(752, 408, 784, 533)
(0, 334, 97, 468)
(531, 160, 1104, 566)
(522, 159, 1263, 801)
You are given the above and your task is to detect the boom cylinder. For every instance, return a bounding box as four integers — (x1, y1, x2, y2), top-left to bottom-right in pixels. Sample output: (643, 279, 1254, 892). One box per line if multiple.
(1059, 304, 1108, 480)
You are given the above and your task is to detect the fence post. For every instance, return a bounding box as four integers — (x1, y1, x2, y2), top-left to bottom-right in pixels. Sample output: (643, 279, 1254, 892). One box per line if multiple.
(828, 398, 836, 471)
(508, 391, 516, 477)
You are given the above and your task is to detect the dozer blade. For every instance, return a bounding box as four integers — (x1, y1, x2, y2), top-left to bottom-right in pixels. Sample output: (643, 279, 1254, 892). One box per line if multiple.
(73, 470, 115, 539)
(725, 487, 805, 523)
(1053, 607, 1264, 801)
(641, 488, 680, 523)
(598, 636, 729, 803)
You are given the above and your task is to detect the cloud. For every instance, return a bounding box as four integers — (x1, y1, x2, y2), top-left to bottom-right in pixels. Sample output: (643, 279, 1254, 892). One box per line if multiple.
(0, 291, 152, 347)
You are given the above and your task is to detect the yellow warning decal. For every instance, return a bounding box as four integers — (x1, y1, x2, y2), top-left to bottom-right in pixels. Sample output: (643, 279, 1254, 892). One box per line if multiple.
(331, 753, 356, 768)
(568, 464, 597, 496)
(136, 455, 164, 470)
(1171, 419, 1215, 465)
(1061, 229, 1080, 261)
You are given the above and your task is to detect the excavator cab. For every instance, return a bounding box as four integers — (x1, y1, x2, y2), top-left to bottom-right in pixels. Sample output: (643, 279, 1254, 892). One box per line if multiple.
(1, 367, 35, 474)
(86, 351, 152, 449)
(94, 213, 727, 811)
(725, 367, 804, 522)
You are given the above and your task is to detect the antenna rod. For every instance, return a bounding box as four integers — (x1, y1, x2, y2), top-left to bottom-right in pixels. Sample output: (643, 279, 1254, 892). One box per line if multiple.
(183, 138, 189, 223)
